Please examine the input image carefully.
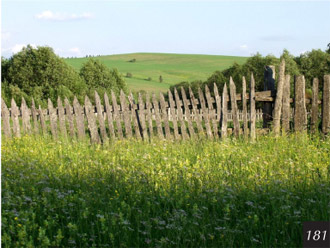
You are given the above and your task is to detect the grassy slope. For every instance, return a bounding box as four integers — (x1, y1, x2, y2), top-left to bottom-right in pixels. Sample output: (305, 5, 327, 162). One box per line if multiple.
(65, 53, 248, 92)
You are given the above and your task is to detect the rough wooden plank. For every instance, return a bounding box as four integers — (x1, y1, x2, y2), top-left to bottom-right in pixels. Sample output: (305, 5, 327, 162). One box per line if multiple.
(31, 98, 39, 134)
(85, 96, 100, 144)
(214, 83, 222, 132)
(198, 87, 213, 138)
(168, 90, 180, 140)
(181, 87, 195, 138)
(322, 75, 330, 134)
(104, 93, 116, 140)
(229, 77, 239, 137)
(145, 93, 154, 138)
(1, 98, 11, 138)
(152, 93, 164, 139)
(263, 65, 275, 128)
(48, 98, 58, 139)
(95, 91, 108, 143)
(294, 75, 307, 132)
(205, 85, 219, 138)
(21, 97, 31, 134)
(174, 88, 188, 140)
(189, 87, 204, 137)
(282, 75, 291, 133)
(159, 92, 171, 139)
(73, 96, 85, 140)
(273, 59, 285, 136)
(242, 77, 248, 138)
(250, 74, 256, 141)
(57, 97, 67, 138)
(221, 83, 228, 138)
(111, 91, 123, 139)
(38, 105, 47, 135)
(120, 90, 132, 138)
(128, 93, 142, 139)
(138, 93, 148, 140)
(64, 98, 75, 138)
(310, 78, 319, 133)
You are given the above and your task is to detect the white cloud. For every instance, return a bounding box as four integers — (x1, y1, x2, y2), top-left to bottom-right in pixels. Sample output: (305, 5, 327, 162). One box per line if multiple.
(239, 44, 248, 50)
(2, 44, 37, 54)
(68, 47, 81, 55)
(35, 11, 93, 21)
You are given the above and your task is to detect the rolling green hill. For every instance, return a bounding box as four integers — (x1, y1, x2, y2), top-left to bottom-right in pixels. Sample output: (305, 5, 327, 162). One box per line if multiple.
(65, 53, 248, 92)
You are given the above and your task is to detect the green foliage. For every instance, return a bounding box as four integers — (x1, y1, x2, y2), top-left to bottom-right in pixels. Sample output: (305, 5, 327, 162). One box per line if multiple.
(80, 58, 128, 100)
(2, 45, 85, 107)
(2, 135, 329, 247)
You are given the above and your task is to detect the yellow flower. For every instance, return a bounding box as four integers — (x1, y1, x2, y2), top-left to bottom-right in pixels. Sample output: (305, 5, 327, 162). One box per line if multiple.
(14, 217, 18, 221)
(18, 224, 22, 227)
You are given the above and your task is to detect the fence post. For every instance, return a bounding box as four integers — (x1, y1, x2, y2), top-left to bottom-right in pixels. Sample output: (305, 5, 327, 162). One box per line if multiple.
(175, 88, 188, 140)
(205, 85, 218, 138)
(85, 96, 100, 144)
(95, 91, 108, 143)
(263, 65, 275, 128)
(73, 96, 86, 140)
(189, 87, 204, 137)
(168, 90, 180, 140)
(294, 75, 307, 132)
(159, 92, 171, 139)
(104, 93, 116, 140)
(57, 97, 67, 139)
(282, 75, 291, 132)
(120, 90, 132, 138)
(128, 93, 142, 140)
(322, 75, 330, 134)
(64, 98, 76, 138)
(181, 87, 195, 138)
(221, 83, 228, 138)
(145, 93, 154, 139)
(250, 74, 256, 141)
(198, 87, 213, 138)
(48, 98, 58, 139)
(21, 97, 31, 134)
(111, 91, 123, 139)
(310, 78, 319, 133)
(38, 105, 47, 135)
(1, 98, 11, 138)
(31, 98, 39, 134)
(152, 93, 164, 139)
(273, 60, 285, 136)
(229, 77, 239, 137)
(138, 93, 148, 140)
(242, 77, 248, 138)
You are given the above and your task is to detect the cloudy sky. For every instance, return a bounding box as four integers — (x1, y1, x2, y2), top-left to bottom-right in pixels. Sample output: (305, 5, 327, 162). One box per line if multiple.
(2, 0, 330, 58)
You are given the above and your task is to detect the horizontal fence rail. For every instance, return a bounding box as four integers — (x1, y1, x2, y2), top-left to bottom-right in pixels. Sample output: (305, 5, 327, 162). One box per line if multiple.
(1, 70, 330, 143)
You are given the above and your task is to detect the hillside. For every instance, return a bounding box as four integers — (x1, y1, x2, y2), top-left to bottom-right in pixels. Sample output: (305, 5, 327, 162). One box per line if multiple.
(65, 53, 248, 92)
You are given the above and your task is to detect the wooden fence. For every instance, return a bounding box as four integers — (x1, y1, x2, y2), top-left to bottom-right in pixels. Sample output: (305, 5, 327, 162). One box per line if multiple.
(1, 62, 330, 143)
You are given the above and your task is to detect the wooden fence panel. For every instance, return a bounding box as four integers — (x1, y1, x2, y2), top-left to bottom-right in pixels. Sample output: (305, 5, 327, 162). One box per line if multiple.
(310, 78, 319, 133)
(174, 88, 188, 140)
(104, 93, 116, 140)
(73, 97, 85, 140)
(181, 87, 195, 138)
(159, 92, 171, 139)
(1, 98, 11, 138)
(31, 99, 39, 134)
(48, 98, 58, 139)
(111, 91, 123, 139)
(221, 83, 228, 138)
(152, 93, 164, 139)
(199, 87, 212, 138)
(95, 92, 108, 143)
(145, 93, 154, 138)
(168, 90, 180, 140)
(21, 97, 31, 134)
(294, 76, 307, 132)
(138, 93, 148, 140)
(57, 97, 67, 138)
(273, 60, 285, 136)
(38, 105, 47, 135)
(242, 77, 248, 138)
(85, 96, 100, 144)
(189, 87, 204, 137)
(64, 98, 75, 138)
(322, 75, 330, 134)
(120, 90, 132, 138)
(282, 75, 291, 132)
(250, 74, 256, 141)
(128, 93, 141, 139)
(205, 85, 218, 138)
(229, 78, 239, 137)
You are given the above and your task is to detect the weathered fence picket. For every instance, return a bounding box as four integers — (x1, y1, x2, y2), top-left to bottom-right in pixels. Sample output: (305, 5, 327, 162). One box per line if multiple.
(322, 75, 330, 134)
(310, 78, 319, 133)
(221, 83, 228, 138)
(31, 98, 39, 134)
(64, 98, 75, 138)
(73, 97, 85, 140)
(1, 98, 11, 138)
(48, 99, 58, 139)
(294, 76, 307, 132)
(95, 92, 108, 143)
(282, 75, 291, 132)
(250, 74, 256, 141)
(57, 97, 67, 138)
(229, 78, 239, 137)
(104, 93, 116, 139)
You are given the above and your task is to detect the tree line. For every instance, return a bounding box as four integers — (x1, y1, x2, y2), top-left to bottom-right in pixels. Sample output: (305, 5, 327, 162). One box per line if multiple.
(1, 45, 128, 107)
(170, 48, 330, 99)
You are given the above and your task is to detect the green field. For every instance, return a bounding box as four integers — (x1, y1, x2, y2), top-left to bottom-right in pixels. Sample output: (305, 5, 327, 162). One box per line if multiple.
(2, 135, 329, 247)
(65, 53, 248, 92)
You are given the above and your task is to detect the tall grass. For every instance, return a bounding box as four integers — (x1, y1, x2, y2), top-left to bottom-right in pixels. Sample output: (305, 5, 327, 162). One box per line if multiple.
(2, 135, 329, 247)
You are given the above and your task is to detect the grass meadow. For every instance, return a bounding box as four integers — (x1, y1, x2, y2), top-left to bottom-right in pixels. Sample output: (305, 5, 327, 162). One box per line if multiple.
(65, 53, 248, 93)
(2, 134, 329, 247)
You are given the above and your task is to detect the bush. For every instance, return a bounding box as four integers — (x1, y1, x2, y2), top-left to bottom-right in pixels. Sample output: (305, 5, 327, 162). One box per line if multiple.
(128, 58, 136, 63)
(126, 72, 132, 78)
(146, 77, 152, 81)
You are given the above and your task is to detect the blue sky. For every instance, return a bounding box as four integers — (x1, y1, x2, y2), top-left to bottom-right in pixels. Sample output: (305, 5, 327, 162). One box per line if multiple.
(2, 0, 330, 58)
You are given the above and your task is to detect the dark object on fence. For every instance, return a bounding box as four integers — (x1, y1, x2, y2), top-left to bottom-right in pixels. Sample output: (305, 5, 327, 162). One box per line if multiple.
(263, 65, 275, 128)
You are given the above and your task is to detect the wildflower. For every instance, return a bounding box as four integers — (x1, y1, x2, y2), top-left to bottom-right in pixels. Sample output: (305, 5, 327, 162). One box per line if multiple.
(14, 217, 18, 221)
